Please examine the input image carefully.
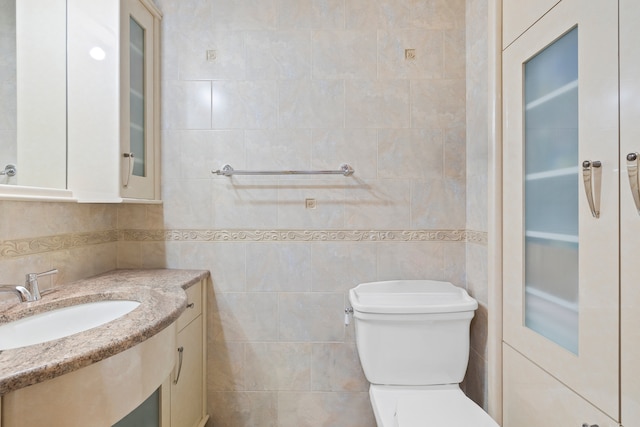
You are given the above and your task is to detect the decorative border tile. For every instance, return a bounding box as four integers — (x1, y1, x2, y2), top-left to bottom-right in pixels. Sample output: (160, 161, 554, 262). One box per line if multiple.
(0, 230, 119, 258)
(0, 228, 487, 258)
(120, 229, 488, 245)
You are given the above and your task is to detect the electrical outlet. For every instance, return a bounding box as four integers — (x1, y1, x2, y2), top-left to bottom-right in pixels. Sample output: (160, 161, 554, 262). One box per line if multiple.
(206, 50, 217, 61)
(405, 49, 416, 60)
(305, 198, 317, 209)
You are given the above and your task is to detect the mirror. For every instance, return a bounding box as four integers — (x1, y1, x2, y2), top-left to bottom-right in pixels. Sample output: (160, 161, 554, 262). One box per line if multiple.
(0, 0, 67, 190)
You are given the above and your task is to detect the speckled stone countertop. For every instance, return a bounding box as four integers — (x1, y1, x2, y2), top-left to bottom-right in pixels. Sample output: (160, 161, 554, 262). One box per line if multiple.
(0, 269, 209, 395)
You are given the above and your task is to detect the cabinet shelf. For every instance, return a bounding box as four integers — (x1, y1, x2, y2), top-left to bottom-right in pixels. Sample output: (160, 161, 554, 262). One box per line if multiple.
(130, 43, 143, 56)
(130, 88, 143, 100)
(526, 79, 578, 110)
(525, 166, 578, 181)
(525, 230, 578, 243)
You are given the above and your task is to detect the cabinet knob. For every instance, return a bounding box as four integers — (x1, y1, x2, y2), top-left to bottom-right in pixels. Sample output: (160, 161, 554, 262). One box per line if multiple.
(582, 424, 599, 427)
(187, 302, 195, 308)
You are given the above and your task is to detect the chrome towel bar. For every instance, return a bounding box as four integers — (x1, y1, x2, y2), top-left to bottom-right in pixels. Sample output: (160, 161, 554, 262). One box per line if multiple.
(212, 163, 355, 177)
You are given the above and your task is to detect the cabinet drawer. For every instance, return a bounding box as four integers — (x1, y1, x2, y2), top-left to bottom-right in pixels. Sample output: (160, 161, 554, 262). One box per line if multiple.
(177, 281, 202, 331)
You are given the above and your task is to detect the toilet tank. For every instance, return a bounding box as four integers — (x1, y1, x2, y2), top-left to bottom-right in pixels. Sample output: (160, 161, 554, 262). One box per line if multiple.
(349, 280, 478, 386)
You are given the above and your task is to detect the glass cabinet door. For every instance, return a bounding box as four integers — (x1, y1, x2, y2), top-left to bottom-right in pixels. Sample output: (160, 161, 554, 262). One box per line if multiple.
(120, 0, 157, 199)
(503, 0, 619, 419)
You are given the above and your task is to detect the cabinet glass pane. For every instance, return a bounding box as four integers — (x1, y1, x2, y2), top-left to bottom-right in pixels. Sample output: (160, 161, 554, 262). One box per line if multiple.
(112, 388, 159, 427)
(129, 17, 145, 177)
(523, 27, 579, 354)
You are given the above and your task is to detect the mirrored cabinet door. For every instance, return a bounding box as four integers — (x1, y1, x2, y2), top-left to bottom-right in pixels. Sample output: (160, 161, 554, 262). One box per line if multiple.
(67, 0, 160, 203)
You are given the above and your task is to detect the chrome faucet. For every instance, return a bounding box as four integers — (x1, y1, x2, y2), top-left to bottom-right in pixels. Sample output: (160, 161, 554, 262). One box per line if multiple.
(25, 269, 58, 301)
(0, 285, 32, 302)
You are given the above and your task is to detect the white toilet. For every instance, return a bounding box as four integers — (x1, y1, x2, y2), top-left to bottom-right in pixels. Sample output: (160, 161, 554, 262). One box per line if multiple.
(349, 280, 499, 427)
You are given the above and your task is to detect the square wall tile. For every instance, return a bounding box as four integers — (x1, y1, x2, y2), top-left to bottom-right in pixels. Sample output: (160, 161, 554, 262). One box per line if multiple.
(345, 80, 410, 128)
(162, 80, 212, 130)
(245, 129, 312, 171)
(411, 79, 465, 129)
(279, 293, 345, 341)
(444, 29, 466, 79)
(211, 178, 279, 229)
(344, 179, 411, 229)
(311, 343, 368, 391)
(179, 30, 246, 80)
(278, 392, 375, 427)
(180, 130, 245, 180)
(277, 0, 345, 29)
(208, 392, 278, 427)
(180, 242, 247, 293)
(210, 292, 279, 342)
(311, 242, 377, 293)
(277, 180, 346, 229)
(210, 0, 277, 30)
(162, 179, 213, 229)
(411, 178, 465, 229)
(278, 79, 344, 128)
(312, 30, 377, 79)
(246, 243, 312, 292)
(212, 81, 278, 129)
(312, 129, 378, 180)
(245, 31, 311, 80)
(345, 0, 412, 29)
(377, 241, 445, 281)
(244, 342, 311, 390)
(378, 30, 444, 79)
(378, 129, 443, 180)
(208, 342, 245, 391)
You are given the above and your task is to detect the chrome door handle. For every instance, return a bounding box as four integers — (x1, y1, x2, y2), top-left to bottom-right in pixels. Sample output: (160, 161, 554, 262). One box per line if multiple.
(122, 152, 134, 188)
(582, 160, 601, 218)
(627, 152, 640, 214)
(173, 346, 184, 385)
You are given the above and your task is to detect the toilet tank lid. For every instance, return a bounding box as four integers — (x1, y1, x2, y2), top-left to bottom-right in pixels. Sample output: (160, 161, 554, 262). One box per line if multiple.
(349, 280, 478, 314)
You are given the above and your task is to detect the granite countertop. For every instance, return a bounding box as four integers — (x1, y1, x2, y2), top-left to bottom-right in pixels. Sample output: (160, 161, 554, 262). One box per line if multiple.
(0, 269, 209, 395)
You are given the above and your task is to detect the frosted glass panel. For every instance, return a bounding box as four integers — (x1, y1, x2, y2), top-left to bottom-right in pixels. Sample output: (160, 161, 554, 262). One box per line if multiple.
(112, 388, 159, 427)
(523, 27, 579, 354)
(129, 17, 145, 177)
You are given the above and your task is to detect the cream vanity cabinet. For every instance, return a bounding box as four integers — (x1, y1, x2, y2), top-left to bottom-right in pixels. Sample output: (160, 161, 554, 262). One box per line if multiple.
(169, 281, 209, 427)
(502, 0, 624, 425)
(67, 0, 161, 202)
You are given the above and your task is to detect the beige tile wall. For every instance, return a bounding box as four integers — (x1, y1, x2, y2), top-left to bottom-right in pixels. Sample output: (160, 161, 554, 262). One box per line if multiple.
(0, 201, 118, 307)
(154, 0, 468, 424)
(0, 0, 494, 425)
(464, 0, 490, 411)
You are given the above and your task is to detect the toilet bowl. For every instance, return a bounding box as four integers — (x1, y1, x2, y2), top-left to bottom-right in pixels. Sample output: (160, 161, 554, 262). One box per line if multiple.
(349, 280, 499, 427)
(370, 385, 498, 427)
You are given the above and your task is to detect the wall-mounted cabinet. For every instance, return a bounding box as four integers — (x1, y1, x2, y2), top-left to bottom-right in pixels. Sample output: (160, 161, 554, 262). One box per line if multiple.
(67, 0, 161, 203)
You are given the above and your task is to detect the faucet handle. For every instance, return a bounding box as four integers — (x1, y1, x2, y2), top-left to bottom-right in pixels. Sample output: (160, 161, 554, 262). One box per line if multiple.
(25, 269, 58, 301)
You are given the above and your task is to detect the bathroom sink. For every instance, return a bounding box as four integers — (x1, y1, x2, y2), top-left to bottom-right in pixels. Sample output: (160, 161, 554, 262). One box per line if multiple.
(0, 300, 140, 350)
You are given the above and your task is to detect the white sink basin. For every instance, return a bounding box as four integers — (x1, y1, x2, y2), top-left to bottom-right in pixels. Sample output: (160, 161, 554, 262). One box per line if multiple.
(0, 300, 140, 350)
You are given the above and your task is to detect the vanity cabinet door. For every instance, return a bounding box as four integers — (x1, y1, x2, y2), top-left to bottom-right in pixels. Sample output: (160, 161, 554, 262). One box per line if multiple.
(170, 281, 208, 427)
(171, 317, 204, 427)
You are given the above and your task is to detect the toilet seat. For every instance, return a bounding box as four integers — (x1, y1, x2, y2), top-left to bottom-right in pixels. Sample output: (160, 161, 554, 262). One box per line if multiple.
(370, 385, 500, 427)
